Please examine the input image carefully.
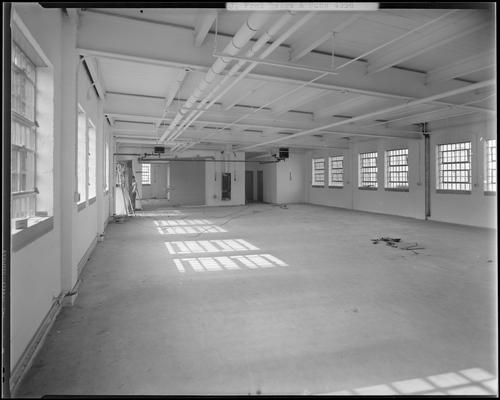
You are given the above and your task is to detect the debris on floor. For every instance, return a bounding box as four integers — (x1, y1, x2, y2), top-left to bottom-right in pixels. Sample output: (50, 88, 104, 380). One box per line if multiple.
(371, 237, 425, 251)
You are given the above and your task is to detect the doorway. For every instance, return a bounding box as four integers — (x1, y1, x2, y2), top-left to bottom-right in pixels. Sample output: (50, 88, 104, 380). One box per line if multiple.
(257, 170, 263, 202)
(245, 171, 254, 203)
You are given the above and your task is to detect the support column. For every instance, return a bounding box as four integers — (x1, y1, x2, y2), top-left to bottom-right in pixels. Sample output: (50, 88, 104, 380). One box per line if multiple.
(423, 123, 431, 219)
(60, 13, 78, 302)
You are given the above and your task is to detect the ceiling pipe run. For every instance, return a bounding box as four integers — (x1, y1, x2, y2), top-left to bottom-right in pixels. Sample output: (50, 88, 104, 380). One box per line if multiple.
(158, 11, 273, 143)
(166, 11, 296, 141)
(169, 11, 317, 143)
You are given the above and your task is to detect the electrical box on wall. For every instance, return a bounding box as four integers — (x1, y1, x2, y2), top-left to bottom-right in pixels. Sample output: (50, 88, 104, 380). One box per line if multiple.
(279, 148, 289, 159)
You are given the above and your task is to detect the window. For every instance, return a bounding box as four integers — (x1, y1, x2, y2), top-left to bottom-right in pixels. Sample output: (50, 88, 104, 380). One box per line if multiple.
(328, 155, 344, 187)
(312, 158, 325, 186)
(437, 142, 471, 192)
(11, 43, 37, 219)
(104, 136, 109, 192)
(485, 139, 496, 192)
(88, 120, 96, 200)
(142, 163, 151, 185)
(385, 148, 409, 190)
(359, 152, 378, 188)
(77, 106, 87, 204)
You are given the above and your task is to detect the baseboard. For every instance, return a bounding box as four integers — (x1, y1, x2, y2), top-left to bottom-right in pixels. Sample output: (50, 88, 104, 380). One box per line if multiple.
(63, 235, 97, 307)
(10, 293, 64, 396)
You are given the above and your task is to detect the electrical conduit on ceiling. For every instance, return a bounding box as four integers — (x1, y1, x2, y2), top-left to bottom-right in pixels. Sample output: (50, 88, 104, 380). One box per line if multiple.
(168, 11, 317, 143)
(158, 11, 274, 143)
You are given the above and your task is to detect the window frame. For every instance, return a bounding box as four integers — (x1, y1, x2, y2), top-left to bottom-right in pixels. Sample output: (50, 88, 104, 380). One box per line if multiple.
(311, 158, 325, 187)
(328, 155, 344, 188)
(484, 138, 496, 194)
(87, 118, 96, 201)
(11, 43, 37, 220)
(384, 148, 409, 191)
(141, 163, 151, 185)
(436, 141, 472, 193)
(77, 105, 87, 207)
(358, 151, 378, 190)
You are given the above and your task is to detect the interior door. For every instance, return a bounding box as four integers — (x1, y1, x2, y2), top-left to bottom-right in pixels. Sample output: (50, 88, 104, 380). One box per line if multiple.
(245, 170, 254, 202)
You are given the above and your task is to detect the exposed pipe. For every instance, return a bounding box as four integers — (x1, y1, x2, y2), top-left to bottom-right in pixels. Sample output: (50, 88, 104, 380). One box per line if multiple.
(158, 11, 273, 143)
(238, 79, 495, 150)
(166, 11, 297, 142)
(169, 11, 317, 142)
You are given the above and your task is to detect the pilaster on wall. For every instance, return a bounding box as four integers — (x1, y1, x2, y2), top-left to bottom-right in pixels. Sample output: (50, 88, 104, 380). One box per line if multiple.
(60, 13, 79, 296)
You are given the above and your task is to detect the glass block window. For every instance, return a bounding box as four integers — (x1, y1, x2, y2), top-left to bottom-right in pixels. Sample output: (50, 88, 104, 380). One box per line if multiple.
(436, 141, 471, 191)
(142, 163, 151, 185)
(11, 43, 37, 219)
(312, 158, 325, 186)
(328, 155, 344, 187)
(359, 152, 378, 188)
(385, 148, 409, 189)
(485, 139, 496, 192)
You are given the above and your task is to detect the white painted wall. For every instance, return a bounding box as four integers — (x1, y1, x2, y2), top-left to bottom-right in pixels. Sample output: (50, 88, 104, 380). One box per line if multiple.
(10, 3, 62, 371)
(429, 114, 497, 228)
(115, 146, 245, 206)
(10, 4, 112, 376)
(276, 151, 306, 204)
(305, 137, 426, 220)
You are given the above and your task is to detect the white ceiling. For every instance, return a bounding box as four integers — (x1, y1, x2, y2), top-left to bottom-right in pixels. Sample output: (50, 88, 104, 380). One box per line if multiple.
(74, 5, 496, 154)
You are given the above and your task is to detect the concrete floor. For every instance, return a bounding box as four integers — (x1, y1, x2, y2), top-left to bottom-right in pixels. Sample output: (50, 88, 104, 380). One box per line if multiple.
(16, 203, 497, 396)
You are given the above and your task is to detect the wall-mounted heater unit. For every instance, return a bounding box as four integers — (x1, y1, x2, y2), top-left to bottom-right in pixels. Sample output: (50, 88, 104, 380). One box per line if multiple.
(154, 146, 165, 154)
(279, 148, 289, 159)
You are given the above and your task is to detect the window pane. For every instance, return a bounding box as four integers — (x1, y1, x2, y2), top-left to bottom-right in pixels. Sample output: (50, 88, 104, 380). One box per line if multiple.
(77, 108, 87, 203)
(437, 142, 471, 191)
(328, 155, 344, 187)
(359, 152, 378, 188)
(142, 163, 151, 185)
(88, 121, 96, 199)
(312, 158, 325, 186)
(385, 148, 409, 189)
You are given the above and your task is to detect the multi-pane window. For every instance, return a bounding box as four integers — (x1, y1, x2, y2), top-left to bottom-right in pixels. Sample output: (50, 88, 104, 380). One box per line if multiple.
(142, 163, 151, 185)
(436, 142, 471, 191)
(77, 107, 87, 204)
(485, 139, 496, 192)
(359, 152, 378, 188)
(385, 148, 409, 189)
(312, 158, 325, 186)
(88, 120, 96, 200)
(328, 155, 344, 187)
(11, 43, 37, 219)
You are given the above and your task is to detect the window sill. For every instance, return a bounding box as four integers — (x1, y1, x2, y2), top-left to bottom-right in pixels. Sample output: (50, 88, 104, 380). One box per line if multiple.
(384, 187, 409, 192)
(89, 197, 96, 205)
(484, 191, 496, 196)
(328, 185, 344, 189)
(142, 184, 151, 186)
(12, 216, 54, 252)
(436, 190, 471, 195)
(312, 185, 325, 188)
(358, 186, 378, 190)
(77, 202, 86, 212)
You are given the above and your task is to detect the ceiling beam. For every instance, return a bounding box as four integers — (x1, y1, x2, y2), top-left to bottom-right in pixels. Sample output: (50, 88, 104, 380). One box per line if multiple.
(289, 13, 360, 62)
(194, 10, 217, 47)
(381, 107, 478, 126)
(366, 11, 491, 75)
(238, 79, 495, 150)
(78, 47, 494, 116)
(426, 50, 495, 85)
(83, 56, 106, 99)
